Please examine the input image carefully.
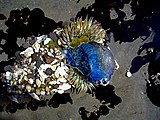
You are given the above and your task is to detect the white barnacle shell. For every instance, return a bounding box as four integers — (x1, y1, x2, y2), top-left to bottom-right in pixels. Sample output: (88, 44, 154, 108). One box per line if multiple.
(40, 64, 52, 71)
(58, 39, 62, 45)
(56, 81, 61, 84)
(49, 80, 57, 85)
(50, 59, 59, 65)
(36, 79, 41, 87)
(28, 78, 34, 84)
(44, 38, 52, 45)
(54, 64, 68, 78)
(32, 41, 40, 52)
(50, 64, 57, 71)
(40, 47, 45, 52)
(40, 90, 46, 95)
(54, 28, 63, 36)
(38, 64, 52, 83)
(48, 52, 54, 57)
(36, 89, 41, 95)
(51, 89, 58, 93)
(57, 89, 64, 94)
(54, 66, 61, 78)
(57, 83, 71, 91)
(50, 48, 54, 53)
(5, 71, 12, 80)
(24, 75, 28, 81)
(26, 85, 32, 92)
(61, 62, 69, 71)
(28, 57, 32, 63)
(13, 72, 18, 79)
(18, 79, 22, 84)
(36, 35, 47, 43)
(20, 47, 34, 58)
(57, 77, 67, 83)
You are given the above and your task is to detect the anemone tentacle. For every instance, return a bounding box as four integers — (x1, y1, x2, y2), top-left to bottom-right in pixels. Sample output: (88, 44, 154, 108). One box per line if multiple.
(58, 17, 106, 49)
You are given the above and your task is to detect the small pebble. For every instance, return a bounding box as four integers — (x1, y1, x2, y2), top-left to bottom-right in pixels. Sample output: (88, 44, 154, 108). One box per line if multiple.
(126, 71, 132, 77)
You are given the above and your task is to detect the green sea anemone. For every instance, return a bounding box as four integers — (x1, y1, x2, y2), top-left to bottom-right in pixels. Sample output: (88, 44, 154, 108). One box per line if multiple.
(58, 17, 106, 49)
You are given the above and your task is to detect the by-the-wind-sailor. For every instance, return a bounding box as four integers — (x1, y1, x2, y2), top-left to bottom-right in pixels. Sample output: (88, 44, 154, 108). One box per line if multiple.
(64, 42, 116, 85)
(56, 17, 119, 92)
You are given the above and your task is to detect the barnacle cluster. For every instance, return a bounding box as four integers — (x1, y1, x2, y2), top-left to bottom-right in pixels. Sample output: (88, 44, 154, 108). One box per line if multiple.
(1, 35, 71, 101)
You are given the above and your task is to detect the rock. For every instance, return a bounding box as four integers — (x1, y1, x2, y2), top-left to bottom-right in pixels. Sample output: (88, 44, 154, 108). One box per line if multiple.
(126, 71, 132, 77)
(26, 85, 32, 92)
(40, 90, 45, 95)
(49, 80, 57, 85)
(36, 79, 41, 87)
(45, 86, 50, 92)
(57, 83, 71, 91)
(36, 89, 41, 95)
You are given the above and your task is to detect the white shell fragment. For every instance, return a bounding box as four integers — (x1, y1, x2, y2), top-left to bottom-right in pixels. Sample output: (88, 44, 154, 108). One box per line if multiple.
(54, 66, 68, 78)
(20, 47, 34, 58)
(57, 83, 71, 91)
(6, 71, 12, 80)
(126, 71, 132, 77)
(40, 91, 46, 95)
(32, 41, 40, 52)
(57, 89, 64, 94)
(36, 35, 46, 43)
(29, 78, 34, 84)
(36, 79, 41, 87)
(49, 80, 57, 85)
(26, 85, 32, 92)
(44, 38, 52, 45)
(57, 77, 67, 83)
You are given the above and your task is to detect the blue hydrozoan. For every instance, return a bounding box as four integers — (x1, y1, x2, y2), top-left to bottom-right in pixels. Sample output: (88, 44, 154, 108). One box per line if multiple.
(63, 42, 116, 86)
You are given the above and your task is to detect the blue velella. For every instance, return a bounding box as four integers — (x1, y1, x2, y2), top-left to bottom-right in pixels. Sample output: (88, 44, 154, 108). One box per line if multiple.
(63, 42, 116, 86)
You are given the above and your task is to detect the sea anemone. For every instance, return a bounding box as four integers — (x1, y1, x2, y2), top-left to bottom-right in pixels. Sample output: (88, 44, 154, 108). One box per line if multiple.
(57, 17, 106, 48)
